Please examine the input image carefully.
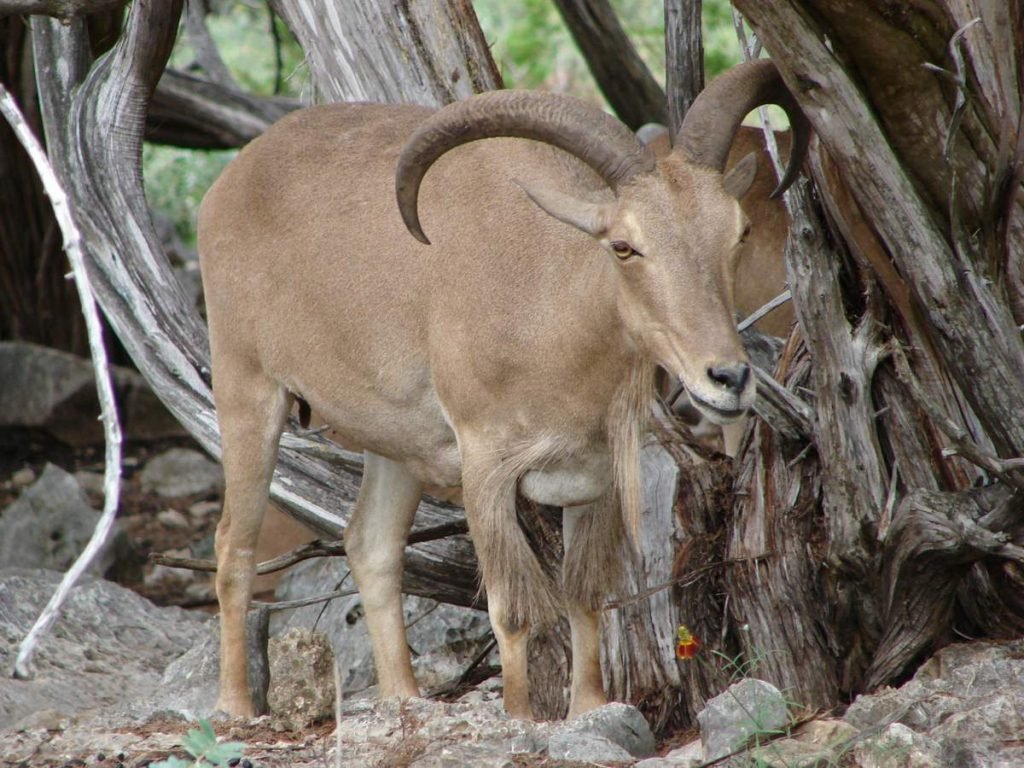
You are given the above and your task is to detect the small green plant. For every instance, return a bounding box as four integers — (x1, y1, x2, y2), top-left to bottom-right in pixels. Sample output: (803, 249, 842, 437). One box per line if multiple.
(150, 719, 245, 768)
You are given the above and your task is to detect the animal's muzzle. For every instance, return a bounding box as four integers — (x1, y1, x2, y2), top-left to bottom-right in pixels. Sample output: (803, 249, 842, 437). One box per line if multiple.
(707, 362, 751, 395)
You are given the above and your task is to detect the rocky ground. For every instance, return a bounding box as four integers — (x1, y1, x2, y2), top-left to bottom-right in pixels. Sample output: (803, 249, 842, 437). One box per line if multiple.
(2, 341, 1023, 767)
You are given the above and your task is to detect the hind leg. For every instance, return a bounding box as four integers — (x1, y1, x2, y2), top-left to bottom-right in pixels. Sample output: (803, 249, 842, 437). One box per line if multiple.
(344, 451, 423, 698)
(563, 504, 609, 717)
(213, 363, 291, 717)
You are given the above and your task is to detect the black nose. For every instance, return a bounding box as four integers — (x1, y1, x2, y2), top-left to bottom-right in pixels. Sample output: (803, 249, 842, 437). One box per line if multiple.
(707, 362, 751, 393)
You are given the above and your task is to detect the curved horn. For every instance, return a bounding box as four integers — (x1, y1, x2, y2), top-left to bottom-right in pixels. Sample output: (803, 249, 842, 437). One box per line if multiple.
(675, 59, 811, 198)
(396, 90, 656, 244)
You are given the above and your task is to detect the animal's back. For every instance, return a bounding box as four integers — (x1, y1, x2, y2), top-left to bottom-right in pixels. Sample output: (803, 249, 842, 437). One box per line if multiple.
(198, 102, 622, 482)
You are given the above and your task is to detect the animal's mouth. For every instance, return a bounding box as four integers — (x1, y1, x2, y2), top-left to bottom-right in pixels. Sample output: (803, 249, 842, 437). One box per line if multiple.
(686, 392, 747, 423)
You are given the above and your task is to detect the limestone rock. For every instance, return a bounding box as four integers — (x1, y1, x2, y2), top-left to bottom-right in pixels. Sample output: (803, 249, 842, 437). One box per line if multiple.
(0, 341, 185, 445)
(697, 678, 790, 761)
(139, 447, 223, 498)
(268, 627, 336, 726)
(0, 463, 122, 574)
(272, 556, 491, 696)
(547, 732, 635, 763)
(0, 569, 207, 726)
(550, 702, 657, 759)
(853, 722, 942, 768)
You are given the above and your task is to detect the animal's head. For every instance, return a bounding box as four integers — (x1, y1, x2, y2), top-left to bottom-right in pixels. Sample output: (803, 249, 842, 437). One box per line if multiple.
(395, 60, 809, 425)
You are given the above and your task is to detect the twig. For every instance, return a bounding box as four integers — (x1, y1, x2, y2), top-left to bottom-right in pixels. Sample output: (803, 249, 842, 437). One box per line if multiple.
(921, 18, 981, 161)
(1, 83, 124, 680)
(255, 587, 358, 612)
(150, 519, 471, 574)
(602, 555, 771, 610)
(737, 290, 792, 333)
(267, 0, 285, 95)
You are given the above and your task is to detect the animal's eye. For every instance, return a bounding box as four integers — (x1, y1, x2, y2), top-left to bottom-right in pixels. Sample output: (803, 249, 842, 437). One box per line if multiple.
(610, 240, 639, 260)
(740, 222, 752, 243)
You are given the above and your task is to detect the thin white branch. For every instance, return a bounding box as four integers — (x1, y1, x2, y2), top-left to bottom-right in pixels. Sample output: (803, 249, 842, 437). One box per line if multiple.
(0, 83, 124, 680)
(737, 290, 792, 333)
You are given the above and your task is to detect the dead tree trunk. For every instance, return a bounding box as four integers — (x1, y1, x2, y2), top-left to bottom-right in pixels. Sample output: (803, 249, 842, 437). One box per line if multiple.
(680, 0, 1024, 721)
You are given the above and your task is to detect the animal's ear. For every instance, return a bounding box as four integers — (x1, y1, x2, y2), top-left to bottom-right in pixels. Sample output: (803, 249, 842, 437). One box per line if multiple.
(723, 152, 758, 199)
(516, 181, 613, 237)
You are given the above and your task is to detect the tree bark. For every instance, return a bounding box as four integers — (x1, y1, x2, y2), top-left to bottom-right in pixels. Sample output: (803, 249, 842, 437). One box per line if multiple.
(706, 0, 1024, 715)
(269, 0, 501, 105)
(0, 17, 85, 354)
(663, 0, 702, 137)
(0, 0, 124, 17)
(147, 69, 301, 149)
(552, 0, 666, 129)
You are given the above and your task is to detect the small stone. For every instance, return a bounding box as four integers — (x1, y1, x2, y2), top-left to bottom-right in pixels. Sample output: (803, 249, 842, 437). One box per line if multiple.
(157, 508, 190, 531)
(139, 448, 223, 498)
(549, 702, 656, 758)
(12, 467, 37, 486)
(188, 500, 221, 520)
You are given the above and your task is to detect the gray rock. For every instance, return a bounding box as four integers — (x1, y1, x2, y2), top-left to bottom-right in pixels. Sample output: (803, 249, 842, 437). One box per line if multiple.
(0, 341, 186, 445)
(331, 697, 550, 767)
(547, 732, 635, 763)
(0, 568, 208, 726)
(268, 627, 335, 726)
(0, 463, 121, 574)
(697, 678, 790, 762)
(844, 640, 1024, 767)
(139, 447, 223, 498)
(853, 722, 942, 768)
(550, 702, 657, 759)
(272, 556, 491, 696)
(157, 608, 269, 719)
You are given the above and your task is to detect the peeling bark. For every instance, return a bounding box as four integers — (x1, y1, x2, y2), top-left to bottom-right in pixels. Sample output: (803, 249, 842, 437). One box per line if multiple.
(269, 0, 501, 105)
(663, 0, 702, 137)
(867, 485, 1024, 688)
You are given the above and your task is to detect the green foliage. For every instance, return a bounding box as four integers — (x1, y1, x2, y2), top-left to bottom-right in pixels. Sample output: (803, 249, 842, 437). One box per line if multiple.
(143, 145, 234, 249)
(473, 0, 741, 95)
(150, 720, 245, 768)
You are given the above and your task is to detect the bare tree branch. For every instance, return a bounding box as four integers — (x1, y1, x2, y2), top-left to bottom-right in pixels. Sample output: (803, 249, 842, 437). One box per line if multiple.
(184, 0, 239, 90)
(0, 81, 123, 680)
(148, 68, 301, 149)
(551, 0, 666, 129)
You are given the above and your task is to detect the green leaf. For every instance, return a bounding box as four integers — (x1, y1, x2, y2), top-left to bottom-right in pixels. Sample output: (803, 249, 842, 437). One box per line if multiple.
(182, 720, 218, 758)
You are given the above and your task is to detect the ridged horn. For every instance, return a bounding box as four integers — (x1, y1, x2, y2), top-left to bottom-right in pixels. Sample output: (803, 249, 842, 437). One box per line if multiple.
(675, 59, 811, 198)
(396, 90, 657, 244)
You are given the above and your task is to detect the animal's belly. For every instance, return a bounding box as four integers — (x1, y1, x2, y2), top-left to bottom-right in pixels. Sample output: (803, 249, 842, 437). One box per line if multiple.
(519, 450, 611, 508)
